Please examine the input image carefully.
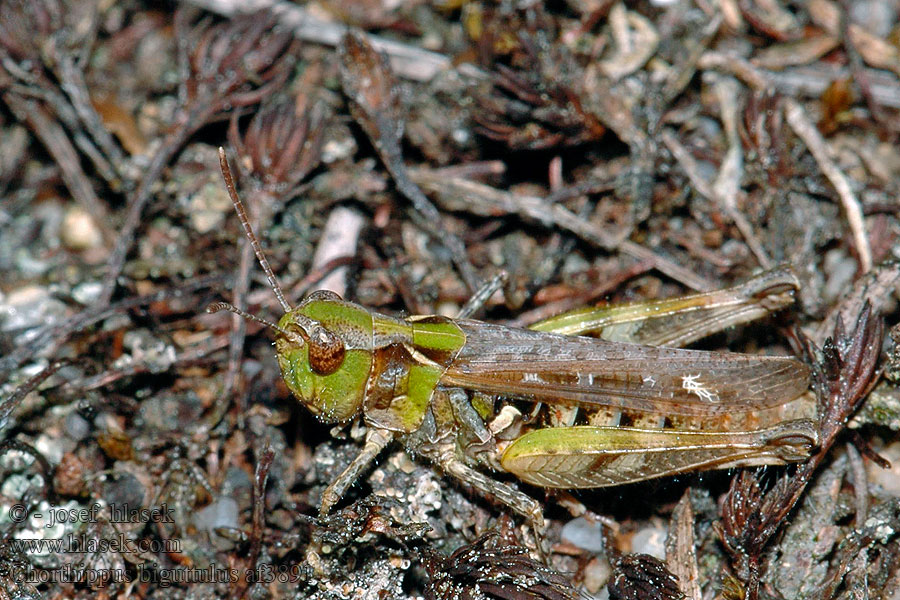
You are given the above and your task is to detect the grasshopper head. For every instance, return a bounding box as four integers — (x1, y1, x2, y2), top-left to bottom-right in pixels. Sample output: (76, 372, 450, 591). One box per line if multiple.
(274, 291, 374, 424)
(213, 151, 373, 424)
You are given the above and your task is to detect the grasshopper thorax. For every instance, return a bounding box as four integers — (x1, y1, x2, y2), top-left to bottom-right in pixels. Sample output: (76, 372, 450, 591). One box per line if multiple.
(274, 292, 375, 424)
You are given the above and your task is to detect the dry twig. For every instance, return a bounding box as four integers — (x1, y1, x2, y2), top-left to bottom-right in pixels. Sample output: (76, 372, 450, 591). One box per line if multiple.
(784, 98, 872, 273)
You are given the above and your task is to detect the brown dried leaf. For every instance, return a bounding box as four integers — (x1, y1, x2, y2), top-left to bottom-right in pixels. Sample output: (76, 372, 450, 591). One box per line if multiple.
(338, 29, 403, 142)
(423, 531, 578, 600)
(183, 11, 298, 113)
(665, 491, 701, 600)
(806, 302, 885, 443)
(718, 303, 885, 599)
(848, 24, 900, 78)
(608, 554, 684, 600)
(228, 98, 327, 193)
(752, 33, 839, 70)
(818, 79, 855, 135)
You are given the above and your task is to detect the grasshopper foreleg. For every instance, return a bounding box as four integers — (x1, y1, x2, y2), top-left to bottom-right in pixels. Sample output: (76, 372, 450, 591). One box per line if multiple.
(307, 427, 394, 576)
(320, 427, 395, 515)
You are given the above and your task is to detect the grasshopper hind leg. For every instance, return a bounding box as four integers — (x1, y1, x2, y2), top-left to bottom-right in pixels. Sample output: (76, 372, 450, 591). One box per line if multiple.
(434, 447, 548, 556)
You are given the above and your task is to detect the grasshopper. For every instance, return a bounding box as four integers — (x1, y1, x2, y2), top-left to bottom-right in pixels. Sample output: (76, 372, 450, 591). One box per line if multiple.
(210, 149, 816, 535)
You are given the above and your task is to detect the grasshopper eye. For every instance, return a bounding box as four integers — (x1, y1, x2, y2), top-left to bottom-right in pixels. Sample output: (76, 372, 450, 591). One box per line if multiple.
(307, 327, 345, 375)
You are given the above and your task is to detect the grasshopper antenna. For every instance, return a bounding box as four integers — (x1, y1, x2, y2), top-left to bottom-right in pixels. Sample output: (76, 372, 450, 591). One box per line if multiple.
(218, 147, 293, 314)
(206, 302, 297, 340)
(214, 148, 329, 347)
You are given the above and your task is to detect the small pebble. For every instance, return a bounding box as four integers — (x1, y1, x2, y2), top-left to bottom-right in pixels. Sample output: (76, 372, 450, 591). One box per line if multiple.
(560, 516, 606, 554)
(321, 123, 357, 163)
(388, 452, 418, 475)
(868, 442, 900, 497)
(138, 393, 204, 432)
(1, 286, 68, 343)
(222, 466, 254, 512)
(65, 412, 91, 441)
(848, 0, 897, 38)
(822, 248, 858, 304)
(630, 524, 667, 559)
(60, 206, 103, 251)
(583, 555, 612, 595)
(194, 497, 239, 533)
(34, 433, 66, 465)
(71, 281, 103, 305)
(102, 471, 146, 513)
(188, 182, 231, 234)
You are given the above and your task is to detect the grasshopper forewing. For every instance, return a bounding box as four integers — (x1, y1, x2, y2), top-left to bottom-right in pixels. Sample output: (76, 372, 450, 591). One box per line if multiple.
(210, 150, 816, 534)
(442, 318, 808, 418)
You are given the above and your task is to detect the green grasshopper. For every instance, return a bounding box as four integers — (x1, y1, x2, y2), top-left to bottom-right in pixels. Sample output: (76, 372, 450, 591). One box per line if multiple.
(210, 149, 817, 534)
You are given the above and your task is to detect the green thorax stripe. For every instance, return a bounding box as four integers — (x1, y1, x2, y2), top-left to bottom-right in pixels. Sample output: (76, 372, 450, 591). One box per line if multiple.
(408, 315, 466, 365)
